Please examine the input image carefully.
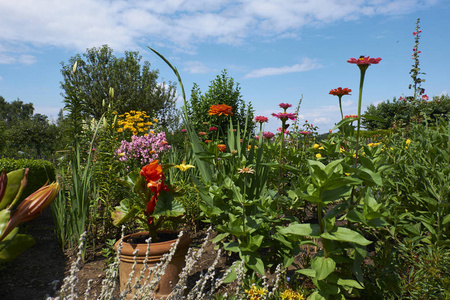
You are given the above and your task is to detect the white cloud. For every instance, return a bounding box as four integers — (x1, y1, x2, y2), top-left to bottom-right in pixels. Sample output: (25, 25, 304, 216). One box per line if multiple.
(243, 58, 322, 79)
(183, 61, 212, 74)
(0, 0, 438, 64)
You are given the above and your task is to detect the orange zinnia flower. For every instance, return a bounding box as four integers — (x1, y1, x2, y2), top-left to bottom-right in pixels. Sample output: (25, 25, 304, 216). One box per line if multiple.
(217, 144, 227, 152)
(209, 104, 233, 116)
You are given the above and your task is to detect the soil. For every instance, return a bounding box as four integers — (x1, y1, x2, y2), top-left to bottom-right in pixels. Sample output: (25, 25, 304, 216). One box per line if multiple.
(0, 209, 229, 300)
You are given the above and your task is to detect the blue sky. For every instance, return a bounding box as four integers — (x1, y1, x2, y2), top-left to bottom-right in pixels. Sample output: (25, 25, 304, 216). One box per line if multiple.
(1, 0, 449, 133)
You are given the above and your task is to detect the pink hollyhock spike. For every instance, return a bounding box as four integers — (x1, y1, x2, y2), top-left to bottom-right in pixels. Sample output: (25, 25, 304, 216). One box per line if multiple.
(413, 31, 417, 35)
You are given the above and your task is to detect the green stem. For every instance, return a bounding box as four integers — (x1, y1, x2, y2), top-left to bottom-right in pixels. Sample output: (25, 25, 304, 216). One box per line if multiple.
(354, 67, 367, 170)
(338, 96, 344, 120)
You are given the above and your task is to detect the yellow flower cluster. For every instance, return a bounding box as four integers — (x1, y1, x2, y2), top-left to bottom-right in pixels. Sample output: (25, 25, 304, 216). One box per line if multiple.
(116, 110, 158, 135)
(280, 289, 305, 300)
(245, 285, 267, 300)
(367, 142, 382, 147)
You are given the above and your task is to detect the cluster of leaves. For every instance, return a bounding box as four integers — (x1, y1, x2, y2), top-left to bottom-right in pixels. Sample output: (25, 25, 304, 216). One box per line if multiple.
(0, 97, 61, 159)
(362, 95, 450, 130)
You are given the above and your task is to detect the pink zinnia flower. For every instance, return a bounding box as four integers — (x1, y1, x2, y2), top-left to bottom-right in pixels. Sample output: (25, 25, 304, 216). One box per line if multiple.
(254, 116, 269, 123)
(344, 115, 358, 119)
(277, 127, 289, 135)
(422, 94, 429, 101)
(347, 56, 382, 65)
(279, 103, 292, 110)
(299, 131, 311, 135)
(262, 131, 274, 139)
(272, 112, 297, 121)
(209, 126, 218, 131)
(181, 129, 187, 133)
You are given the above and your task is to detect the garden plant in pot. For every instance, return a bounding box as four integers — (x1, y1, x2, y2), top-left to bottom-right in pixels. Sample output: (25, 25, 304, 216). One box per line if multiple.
(112, 159, 190, 298)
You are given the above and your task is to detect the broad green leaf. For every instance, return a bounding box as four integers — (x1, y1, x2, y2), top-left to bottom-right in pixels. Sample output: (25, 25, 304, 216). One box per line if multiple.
(307, 291, 326, 300)
(357, 168, 382, 186)
(212, 232, 229, 244)
(320, 227, 372, 246)
(296, 268, 316, 277)
(243, 252, 265, 275)
(311, 256, 336, 280)
(153, 190, 185, 217)
(442, 214, 450, 225)
(0, 233, 35, 262)
(278, 223, 321, 237)
(337, 278, 364, 289)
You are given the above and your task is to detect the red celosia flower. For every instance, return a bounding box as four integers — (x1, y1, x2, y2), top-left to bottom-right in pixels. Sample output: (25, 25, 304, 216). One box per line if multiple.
(272, 112, 297, 121)
(279, 103, 292, 109)
(329, 87, 352, 96)
(217, 144, 227, 152)
(254, 116, 269, 123)
(347, 56, 382, 65)
(209, 126, 218, 131)
(209, 104, 233, 116)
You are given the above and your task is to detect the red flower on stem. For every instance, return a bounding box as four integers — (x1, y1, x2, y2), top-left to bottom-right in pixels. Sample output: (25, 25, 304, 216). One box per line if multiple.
(254, 116, 269, 123)
(272, 112, 297, 121)
(329, 87, 352, 96)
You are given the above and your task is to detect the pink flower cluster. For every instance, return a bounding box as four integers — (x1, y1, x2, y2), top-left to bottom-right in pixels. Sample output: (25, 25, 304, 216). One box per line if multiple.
(117, 132, 171, 167)
(277, 127, 289, 135)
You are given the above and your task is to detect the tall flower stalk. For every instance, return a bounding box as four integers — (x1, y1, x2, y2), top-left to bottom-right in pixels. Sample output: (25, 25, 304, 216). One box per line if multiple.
(409, 18, 426, 101)
(347, 56, 381, 170)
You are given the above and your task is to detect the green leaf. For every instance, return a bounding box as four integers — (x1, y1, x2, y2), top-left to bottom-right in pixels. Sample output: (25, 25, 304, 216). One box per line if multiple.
(297, 268, 316, 277)
(307, 291, 327, 300)
(442, 214, 450, 225)
(311, 256, 336, 280)
(357, 168, 382, 186)
(0, 233, 35, 262)
(278, 223, 321, 237)
(153, 190, 185, 217)
(337, 278, 364, 289)
(320, 227, 372, 246)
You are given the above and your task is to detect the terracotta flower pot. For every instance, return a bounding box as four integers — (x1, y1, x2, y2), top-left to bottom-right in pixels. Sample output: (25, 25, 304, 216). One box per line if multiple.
(114, 231, 191, 298)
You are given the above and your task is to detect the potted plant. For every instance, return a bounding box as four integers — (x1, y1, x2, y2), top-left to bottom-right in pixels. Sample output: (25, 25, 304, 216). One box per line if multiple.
(112, 159, 190, 298)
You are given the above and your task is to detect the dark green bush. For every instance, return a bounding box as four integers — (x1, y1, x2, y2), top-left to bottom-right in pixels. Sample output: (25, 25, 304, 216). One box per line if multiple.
(0, 158, 56, 201)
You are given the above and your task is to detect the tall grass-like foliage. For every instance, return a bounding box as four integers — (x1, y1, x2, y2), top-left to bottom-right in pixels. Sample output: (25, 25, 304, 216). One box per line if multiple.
(52, 62, 101, 255)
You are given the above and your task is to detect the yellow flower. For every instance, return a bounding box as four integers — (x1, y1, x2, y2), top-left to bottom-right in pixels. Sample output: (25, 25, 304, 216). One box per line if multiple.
(153, 118, 158, 122)
(318, 146, 325, 150)
(245, 285, 266, 300)
(340, 148, 345, 153)
(406, 139, 411, 145)
(316, 153, 322, 159)
(174, 163, 195, 172)
(313, 144, 319, 149)
(281, 289, 305, 300)
(137, 122, 144, 127)
(117, 128, 124, 133)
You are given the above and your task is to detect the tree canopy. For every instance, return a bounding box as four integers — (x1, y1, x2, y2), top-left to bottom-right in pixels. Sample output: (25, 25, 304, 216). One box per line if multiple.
(60, 45, 178, 128)
(186, 70, 255, 135)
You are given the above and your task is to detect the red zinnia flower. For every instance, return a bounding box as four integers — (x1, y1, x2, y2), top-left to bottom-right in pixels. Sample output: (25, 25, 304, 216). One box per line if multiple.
(198, 132, 207, 136)
(217, 144, 227, 152)
(209, 126, 218, 131)
(347, 56, 382, 65)
(344, 115, 358, 119)
(254, 116, 269, 123)
(329, 87, 352, 96)
(209, 104, 233, 116)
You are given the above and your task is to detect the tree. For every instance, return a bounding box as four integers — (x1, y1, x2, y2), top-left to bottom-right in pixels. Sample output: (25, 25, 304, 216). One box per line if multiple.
(60, 45, 178, 128)
(0, 96, 34, 124)
(186, 70, 255, 136)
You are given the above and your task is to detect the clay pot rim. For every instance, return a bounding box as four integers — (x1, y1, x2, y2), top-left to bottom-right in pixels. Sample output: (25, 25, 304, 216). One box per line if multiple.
(114, 230, 191, 254)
